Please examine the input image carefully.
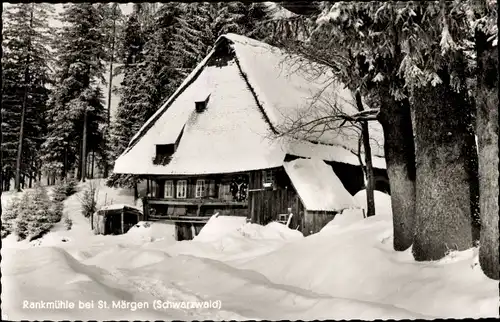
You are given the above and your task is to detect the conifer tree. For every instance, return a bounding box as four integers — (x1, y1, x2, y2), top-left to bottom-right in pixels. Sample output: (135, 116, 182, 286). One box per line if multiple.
(470, 0, 498, 280)
(2, 3, 53, 191)
(42, 3, 107, 182)
(108, 2, 272, 189)
(107, 4, 154, 188)
(101, 3, 124, 178)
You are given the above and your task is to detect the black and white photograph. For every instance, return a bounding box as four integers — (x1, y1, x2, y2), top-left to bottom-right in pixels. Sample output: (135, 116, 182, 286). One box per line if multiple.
(1, 1, 498, 320)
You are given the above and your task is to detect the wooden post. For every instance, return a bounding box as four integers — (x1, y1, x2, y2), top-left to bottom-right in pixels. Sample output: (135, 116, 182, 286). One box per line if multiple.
(121, 209, 125, 234)
(143, 197, 149, 221)
(28, 167, 33, 188)
(134, 182, 139, 202)
(174, 223, 180, 241)
(91, 150, 95, 179)
(250, 192, 255, 223)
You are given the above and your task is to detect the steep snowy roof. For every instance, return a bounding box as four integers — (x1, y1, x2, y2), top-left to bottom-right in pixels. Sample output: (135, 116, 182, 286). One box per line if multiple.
(114, 34, 385, 175)
(114, 60, 286, 175)
(283, 158, 358, 212)
(225, 33, 384, 157)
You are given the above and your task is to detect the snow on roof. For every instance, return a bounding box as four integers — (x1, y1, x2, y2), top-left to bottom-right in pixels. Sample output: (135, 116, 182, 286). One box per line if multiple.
(114, 34, 386, 175)
(283, 158, 358, 212)
(127, 47, 218, 148)
(281, 137, 386, 169)
(114, 60, 286, 175)
(224, 33, 385, 157)
(99, 204, 142, 212)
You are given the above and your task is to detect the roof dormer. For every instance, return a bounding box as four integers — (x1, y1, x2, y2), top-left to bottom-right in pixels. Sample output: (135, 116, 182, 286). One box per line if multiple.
(195, 93, 210, 113)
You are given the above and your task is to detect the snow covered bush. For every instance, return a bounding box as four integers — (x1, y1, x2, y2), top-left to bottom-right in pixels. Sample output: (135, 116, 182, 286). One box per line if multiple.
(48, 201, 64, 224)
(63, 215, 73, 230)
(1, 196, 21, 238)
(52, 178, 78, 202)
(13, 185, 54, 241)
(79, 181, 98, 218)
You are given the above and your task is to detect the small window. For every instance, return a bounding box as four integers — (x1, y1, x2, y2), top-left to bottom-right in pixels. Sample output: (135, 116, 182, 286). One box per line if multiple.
(164, 180, 174, 198)
(149, 180, 158, 197)
(262, 169, 276, 187)
(154, 144, 175, 165)
(176, 180, 187, 199)
(219, 184, 231, 200)
(195, 179, 206, 198)
(195, 93, 210, 113)
(153, 181, 158, 197)
(208, 180, 216, 197)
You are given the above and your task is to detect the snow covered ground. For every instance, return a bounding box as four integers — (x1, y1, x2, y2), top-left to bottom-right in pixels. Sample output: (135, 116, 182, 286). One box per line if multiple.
(1, 180, 498, 320)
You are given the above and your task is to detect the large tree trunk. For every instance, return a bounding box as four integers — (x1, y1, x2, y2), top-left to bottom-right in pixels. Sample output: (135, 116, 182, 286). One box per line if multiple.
(466, 109, 481, 244)
(91, 150, 95, 179)
(15, 95, 27, 192)
(77, 143, 82, 181)
(81, 109, 88, 183)
(476, 29, 499, 280)
(378, 95, 417, 251)
(354, 91, 375, 217)
(0, 41, 2, 216)
(15, 5, 34, 192)
(28, 163, 33, 188)
(412, 71, 475, 261)
(103, 5, 118, 179)
(63, 146, 68, 179)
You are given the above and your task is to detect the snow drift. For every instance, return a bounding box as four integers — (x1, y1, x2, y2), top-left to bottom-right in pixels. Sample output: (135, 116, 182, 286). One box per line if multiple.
(2, 181, 498, 320)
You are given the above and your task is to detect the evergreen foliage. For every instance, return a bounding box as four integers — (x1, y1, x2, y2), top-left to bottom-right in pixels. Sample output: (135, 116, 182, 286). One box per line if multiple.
(12, 185, 54, 241)
(108, 3, 272, 188)
(41, 4, 108, 181)
(2, 3, 53, 189)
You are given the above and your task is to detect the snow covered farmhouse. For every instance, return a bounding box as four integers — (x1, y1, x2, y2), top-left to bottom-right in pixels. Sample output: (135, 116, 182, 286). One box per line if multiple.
(114, 33, 388, 239)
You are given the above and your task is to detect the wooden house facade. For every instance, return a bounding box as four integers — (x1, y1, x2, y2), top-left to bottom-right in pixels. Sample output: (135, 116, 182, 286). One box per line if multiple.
(114, 34, 388, 239)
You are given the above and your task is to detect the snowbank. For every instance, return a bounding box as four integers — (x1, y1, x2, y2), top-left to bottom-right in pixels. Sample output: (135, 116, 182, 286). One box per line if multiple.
(320, 208, 366, 233)
(2, 182, 497, 320)
(236, 215, 497, 319)
(354, 189, 393, 217)
(239, 222, 303, 241)
(126, 221, 176, 243)
(194, 214, 302, 244)
(194, 214, 248, 242)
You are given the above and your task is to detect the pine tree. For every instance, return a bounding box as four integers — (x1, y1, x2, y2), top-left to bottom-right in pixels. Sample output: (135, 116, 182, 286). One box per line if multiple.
(110, 7, 149, 160)
(107, 5, 154, 188)
(309, 2, 419, 251)
(388, 1, 479, 261)
(42, 3, 107, 182)
(471, 0, 498, 280)
(2, 3, 53, 191)
(280, 2, 484, 259)
(101, 3, 124, 178)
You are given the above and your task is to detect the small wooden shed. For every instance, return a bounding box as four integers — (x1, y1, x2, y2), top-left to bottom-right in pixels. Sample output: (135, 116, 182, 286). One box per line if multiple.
(283, 158, 359, 235)
(92, 204, 143, 235)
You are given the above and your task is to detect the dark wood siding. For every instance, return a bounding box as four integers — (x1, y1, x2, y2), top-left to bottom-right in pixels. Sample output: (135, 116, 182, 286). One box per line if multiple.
(303, 210, 336, 236)
(327, 161, 364, 195)
(250, 188, 298, 225)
